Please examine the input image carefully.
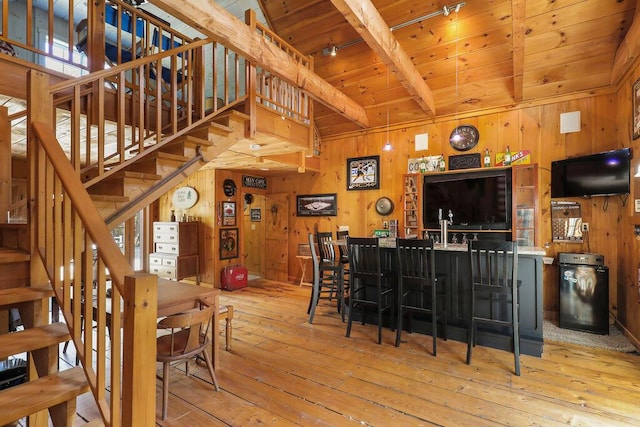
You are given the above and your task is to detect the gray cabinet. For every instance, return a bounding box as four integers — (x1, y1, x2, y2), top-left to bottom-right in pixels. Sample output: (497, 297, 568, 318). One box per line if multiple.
(149, 221, 199, 282)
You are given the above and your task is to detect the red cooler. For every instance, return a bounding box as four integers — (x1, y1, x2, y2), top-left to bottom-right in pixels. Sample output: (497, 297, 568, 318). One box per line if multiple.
(221, 265, 248, 290)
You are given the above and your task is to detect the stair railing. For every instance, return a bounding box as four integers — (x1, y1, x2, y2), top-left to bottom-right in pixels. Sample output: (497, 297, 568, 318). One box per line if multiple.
(46, 37, 248, 189)
(30, 86, 157, 425)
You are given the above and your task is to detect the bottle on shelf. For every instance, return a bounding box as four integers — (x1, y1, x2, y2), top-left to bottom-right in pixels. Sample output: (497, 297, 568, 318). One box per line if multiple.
(419, 157, 427, 173)
(484, 148, 491, 167)
(504, 145, 512, 166)
(439, 154, 446, 171)
(170, 210, 176, 222)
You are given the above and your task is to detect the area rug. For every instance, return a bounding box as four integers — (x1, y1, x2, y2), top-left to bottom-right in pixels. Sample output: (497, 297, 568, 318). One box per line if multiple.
(543, 320, 637, 353)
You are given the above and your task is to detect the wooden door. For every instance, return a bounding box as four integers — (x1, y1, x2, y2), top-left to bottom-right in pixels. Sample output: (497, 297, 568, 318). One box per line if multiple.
(243, 193, 265, 277)
(264, 193, 289, 281)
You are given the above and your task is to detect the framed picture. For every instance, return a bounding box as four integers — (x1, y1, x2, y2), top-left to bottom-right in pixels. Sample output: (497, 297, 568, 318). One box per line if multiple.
(296, 193, 338, 216)
(222, 201, 236, 226)
(347, 155, 380, 190)
(250, 208, 261, 221)
(219, 228, 239, 260)
(633, 77, 640, 140)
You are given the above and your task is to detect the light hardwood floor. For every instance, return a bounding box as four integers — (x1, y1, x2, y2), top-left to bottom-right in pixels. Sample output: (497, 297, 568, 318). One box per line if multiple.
(63, 279, 640, 426)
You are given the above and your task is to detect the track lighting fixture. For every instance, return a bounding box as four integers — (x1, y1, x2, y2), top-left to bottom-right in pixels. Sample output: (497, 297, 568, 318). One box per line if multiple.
(323, 2, 465, 56)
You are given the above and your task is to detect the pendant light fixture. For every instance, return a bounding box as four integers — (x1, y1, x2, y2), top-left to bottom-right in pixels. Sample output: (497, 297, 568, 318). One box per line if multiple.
(450, 8, 462, 144)
(382, 68, 393, 151)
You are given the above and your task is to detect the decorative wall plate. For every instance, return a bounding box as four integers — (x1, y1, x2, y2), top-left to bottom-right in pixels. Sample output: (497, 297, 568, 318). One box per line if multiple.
(172, 186, 198, 209)
(449, 125, 480, 151)
(375, 197, 394, 216)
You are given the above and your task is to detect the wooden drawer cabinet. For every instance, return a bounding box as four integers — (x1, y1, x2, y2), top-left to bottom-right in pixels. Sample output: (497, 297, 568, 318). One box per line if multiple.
(149, 221, 199, 282)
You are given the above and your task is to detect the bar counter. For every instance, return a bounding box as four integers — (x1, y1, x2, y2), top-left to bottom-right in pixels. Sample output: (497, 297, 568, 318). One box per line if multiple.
(369, 239, 546, 356)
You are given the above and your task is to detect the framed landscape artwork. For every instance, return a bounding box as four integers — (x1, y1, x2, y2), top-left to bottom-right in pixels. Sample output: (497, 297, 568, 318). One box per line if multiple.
(347, 155, 380, 190)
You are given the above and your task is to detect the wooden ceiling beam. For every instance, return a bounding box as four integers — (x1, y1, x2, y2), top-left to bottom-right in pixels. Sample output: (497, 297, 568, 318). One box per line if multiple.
(149, 0, 369, 128)
(610, 8, 640, 84)
(511, 0, 525, 102)
(329, 0, 436, 116)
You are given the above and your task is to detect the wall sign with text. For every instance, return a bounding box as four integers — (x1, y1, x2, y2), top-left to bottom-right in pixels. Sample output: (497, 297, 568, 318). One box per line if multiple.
(242, 175, 267, 189)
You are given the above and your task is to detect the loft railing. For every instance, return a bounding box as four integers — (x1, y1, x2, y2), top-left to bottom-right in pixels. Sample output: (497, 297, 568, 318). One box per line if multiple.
(0, 0, 193, 74)
(30, 71, 157, 425)
(251, 11, 311, 126)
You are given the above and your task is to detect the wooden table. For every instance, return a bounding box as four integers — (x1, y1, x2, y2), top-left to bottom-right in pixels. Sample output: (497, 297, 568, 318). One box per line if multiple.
(295, 255, 312, 286)
(157, 279, 221, 370)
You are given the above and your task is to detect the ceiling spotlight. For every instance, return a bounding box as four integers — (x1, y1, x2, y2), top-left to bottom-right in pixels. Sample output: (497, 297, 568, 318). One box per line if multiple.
(443, 6, 450, 16)
(454, 4, 462, 13)
(330, 45, 337, 56)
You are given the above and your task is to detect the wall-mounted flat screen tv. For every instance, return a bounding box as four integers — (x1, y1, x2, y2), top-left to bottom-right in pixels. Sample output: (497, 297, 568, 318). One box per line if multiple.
(551, 148, 632, 198)
(423, 169, 512, 230)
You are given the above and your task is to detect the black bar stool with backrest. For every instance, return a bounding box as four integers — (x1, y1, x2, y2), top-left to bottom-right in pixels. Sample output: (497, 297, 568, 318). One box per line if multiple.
(307, 233, 346, 323)
(346, 237, 395, 344)
(336, 230, 350, 294)
(467, 240, 521, 376)
(395, 238, 447, 355)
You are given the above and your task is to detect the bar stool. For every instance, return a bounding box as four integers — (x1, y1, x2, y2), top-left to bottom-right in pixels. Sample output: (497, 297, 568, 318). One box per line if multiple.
(336, 230, 350, 292)
(307, 233, 345, 323)
(467, 240, 521, 376)
(346, 237, 395, 344)
(395, 238, 447, 356)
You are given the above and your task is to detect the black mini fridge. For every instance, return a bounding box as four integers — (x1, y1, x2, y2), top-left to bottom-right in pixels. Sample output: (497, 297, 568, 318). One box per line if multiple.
(558, 253, 609, 334)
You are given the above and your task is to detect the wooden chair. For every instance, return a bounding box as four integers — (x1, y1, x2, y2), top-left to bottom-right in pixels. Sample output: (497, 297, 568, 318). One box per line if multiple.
(346, 237, 395, 344)
(467, 240, 521, 376)
(156, 300, 219, 420)
(395, 238, 447, 355)
(307, 233, 346, 323)
(219, 304, 233, 351)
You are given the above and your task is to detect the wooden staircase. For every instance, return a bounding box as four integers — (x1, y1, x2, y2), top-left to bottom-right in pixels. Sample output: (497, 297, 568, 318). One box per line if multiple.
(88, 109, 249, 226)
(0, 248, 90, 426)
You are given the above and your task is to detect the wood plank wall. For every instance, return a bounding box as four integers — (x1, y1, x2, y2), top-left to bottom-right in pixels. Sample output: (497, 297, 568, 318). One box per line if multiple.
(157, 168, 267, 287)
(272, 92, 628, 326)
(162, 69, 640, 346)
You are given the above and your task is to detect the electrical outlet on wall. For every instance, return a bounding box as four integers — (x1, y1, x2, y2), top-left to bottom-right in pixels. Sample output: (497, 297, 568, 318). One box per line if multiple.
(582, 222, 589, 232)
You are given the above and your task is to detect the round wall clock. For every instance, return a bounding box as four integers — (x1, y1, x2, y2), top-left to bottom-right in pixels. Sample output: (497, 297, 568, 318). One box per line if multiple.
(375, 197, 394, 216)
(449, 125, 480, 151)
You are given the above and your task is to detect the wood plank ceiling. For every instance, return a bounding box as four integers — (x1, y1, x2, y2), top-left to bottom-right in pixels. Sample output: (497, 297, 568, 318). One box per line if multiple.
(257, 0, 637, 137)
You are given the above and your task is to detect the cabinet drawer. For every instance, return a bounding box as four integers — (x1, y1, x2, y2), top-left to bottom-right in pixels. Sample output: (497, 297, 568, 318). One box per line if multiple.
(149, 253, 178, 266)
(154, 232, 179, 244)
(155, 242, 179, 254)
(154, 222, 179, 234)
(149, 265, 177, 280)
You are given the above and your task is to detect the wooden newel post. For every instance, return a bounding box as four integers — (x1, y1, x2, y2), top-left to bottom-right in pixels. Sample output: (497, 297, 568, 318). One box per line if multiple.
(122, 274, 157, 425)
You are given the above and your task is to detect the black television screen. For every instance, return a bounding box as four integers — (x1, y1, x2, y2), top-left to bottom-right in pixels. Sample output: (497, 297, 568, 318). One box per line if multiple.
(423, 169, 512, 230)
(551, 148, 632, 198)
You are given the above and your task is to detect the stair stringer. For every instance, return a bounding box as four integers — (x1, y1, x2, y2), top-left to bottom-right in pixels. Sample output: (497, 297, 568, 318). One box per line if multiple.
(100, 110, 250, 227)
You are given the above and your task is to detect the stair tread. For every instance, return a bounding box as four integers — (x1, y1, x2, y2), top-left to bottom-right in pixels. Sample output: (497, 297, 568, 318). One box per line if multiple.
(109, 170, 162, 180)
(0, 248, 30, 263)
(0, 322, 70, 359)
(148, 151, 189, 162)
(0, 287, 53, 310)
(90, 194, 129, 202)
(0, 366, 89, 425)
(180, 135, 215, 146)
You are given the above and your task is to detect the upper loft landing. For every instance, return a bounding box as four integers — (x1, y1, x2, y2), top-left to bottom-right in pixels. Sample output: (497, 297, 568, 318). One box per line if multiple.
(0, 0, 321, 175)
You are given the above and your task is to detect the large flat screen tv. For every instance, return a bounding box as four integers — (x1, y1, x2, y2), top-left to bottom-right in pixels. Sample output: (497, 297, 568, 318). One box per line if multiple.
(423, 169, 512, 230)
(551, 148, 632, 198)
